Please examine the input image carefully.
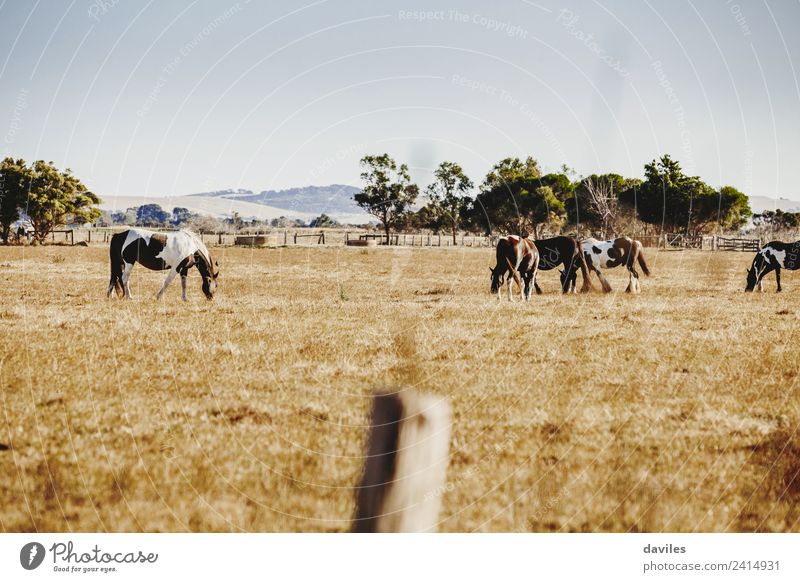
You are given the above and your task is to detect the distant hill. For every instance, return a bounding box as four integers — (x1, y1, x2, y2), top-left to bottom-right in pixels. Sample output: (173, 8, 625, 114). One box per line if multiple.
(98, 184, 370, 224)
(190, 184, 364, 216)
(98, 195, 314, 222)
(748, 195, 800, 214)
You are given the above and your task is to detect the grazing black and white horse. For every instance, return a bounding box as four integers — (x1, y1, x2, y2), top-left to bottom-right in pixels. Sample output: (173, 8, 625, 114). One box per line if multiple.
(490, 235, 539, 301)
(745, 240, 800, 292)
(108, 228, 219, 300)
(532, 236, 592, 294)
(561, 236, 650, 293)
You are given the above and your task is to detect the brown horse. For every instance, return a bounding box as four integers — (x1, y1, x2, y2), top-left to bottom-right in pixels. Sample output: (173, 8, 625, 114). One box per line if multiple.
(562, 236, 650, 293)
(490, 235, 540, 301)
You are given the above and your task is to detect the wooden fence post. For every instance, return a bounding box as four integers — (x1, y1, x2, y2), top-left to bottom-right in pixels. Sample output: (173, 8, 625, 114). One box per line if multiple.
(353, 390, 452, 533)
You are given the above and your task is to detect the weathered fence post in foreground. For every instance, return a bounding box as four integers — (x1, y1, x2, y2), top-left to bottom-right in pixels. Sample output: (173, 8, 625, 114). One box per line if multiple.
(352, 390, 452, 533)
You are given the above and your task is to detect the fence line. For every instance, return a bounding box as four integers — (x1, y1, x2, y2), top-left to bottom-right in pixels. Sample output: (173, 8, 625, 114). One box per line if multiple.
(10, 227, 765, 252)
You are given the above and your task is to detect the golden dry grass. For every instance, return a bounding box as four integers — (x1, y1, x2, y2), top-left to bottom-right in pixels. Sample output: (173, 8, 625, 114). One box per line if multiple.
(0, 243, 798, 532)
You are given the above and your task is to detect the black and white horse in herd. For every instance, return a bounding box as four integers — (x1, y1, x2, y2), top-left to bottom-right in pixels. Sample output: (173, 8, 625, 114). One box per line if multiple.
(108, 228, 219, 300)
(745, 240, 800, 292)
(490, 235, 539, 301)
(561, 236, 650, 293)
(533, 236, 592, 294)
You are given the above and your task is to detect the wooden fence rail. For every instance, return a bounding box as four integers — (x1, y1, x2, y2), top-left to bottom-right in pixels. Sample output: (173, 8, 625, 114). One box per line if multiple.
(715, 236, 761, 252)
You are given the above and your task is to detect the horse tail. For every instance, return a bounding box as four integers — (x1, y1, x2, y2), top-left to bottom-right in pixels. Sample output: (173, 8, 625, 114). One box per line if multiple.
(575, 239, 592, 292)
(635, 241, 651, 276)
(108, 231, 126, 297)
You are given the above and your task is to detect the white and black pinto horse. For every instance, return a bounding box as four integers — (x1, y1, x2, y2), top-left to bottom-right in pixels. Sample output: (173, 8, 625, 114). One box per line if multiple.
(562, 236, 650, 293)
(490, 235, 540, 301)
(108, 228, 219, 300)
(745, 240, 800, 292)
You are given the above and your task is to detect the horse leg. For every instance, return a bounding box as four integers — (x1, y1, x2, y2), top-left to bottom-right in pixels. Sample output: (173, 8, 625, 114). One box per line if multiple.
(534, 280, 543, 295)
(121, 262, 135, 299)
(156, 268, 178, 300)
(180, 272, 189, 301)
(757, 265, 773, 292)
(626, 267, 641, 293)
(525, 269, 537, 301)
(595, 268, 612, 293)
(560, 264, 571, 294)
(775, 267, 782, 292)
(107, 259, 123, 298)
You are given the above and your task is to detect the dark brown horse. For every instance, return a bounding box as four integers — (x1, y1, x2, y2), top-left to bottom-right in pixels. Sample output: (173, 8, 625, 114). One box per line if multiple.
(562, 236, 650, 293)
(490, 235, 539, 301)
(533, 236, 592, 294)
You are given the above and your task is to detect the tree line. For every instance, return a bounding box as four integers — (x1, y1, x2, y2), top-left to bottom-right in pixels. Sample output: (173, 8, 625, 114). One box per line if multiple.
(752, 209, 800, 234)
(0, 157, 346, 243)
(0, 154, 758, 245)
(353, 153, 753, 242)
(106, 204, 341, 231)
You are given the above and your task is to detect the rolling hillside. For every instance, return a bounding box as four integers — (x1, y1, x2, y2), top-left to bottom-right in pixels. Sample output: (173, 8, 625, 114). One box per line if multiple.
(98, 184, 370, 224)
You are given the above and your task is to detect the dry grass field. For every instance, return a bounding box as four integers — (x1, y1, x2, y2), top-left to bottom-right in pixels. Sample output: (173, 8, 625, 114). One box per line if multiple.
(0, 242, 798, 533)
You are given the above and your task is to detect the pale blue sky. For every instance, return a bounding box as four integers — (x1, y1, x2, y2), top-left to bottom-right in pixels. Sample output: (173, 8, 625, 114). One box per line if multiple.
(1, 0, 798, 200)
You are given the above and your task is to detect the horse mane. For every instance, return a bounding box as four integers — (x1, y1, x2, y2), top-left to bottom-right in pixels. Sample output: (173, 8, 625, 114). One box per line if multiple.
(180, 229, 213, 265)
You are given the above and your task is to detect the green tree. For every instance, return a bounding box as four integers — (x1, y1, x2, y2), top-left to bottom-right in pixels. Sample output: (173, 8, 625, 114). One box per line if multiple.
(537, 172, 574, 202)
(24, 160, 100, 243)
(638, 156, 752, 235)
(0, 157, 30, 243)
(309, 213, 340, 228)
(753, 209, 798, 233)
(405, 205, 441, 231)
(473, 156, 565, 237)
(714, 185, 752, 232)
(136, 204, 169, 226)
(425, 161, 473, 244)
(353, 154, 418, 243)
(171, 207, 192, 226)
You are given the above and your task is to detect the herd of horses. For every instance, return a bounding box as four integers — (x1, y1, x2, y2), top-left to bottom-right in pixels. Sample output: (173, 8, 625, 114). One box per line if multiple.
(104, 228, 798, 301)
(490, 235, 650, 300)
